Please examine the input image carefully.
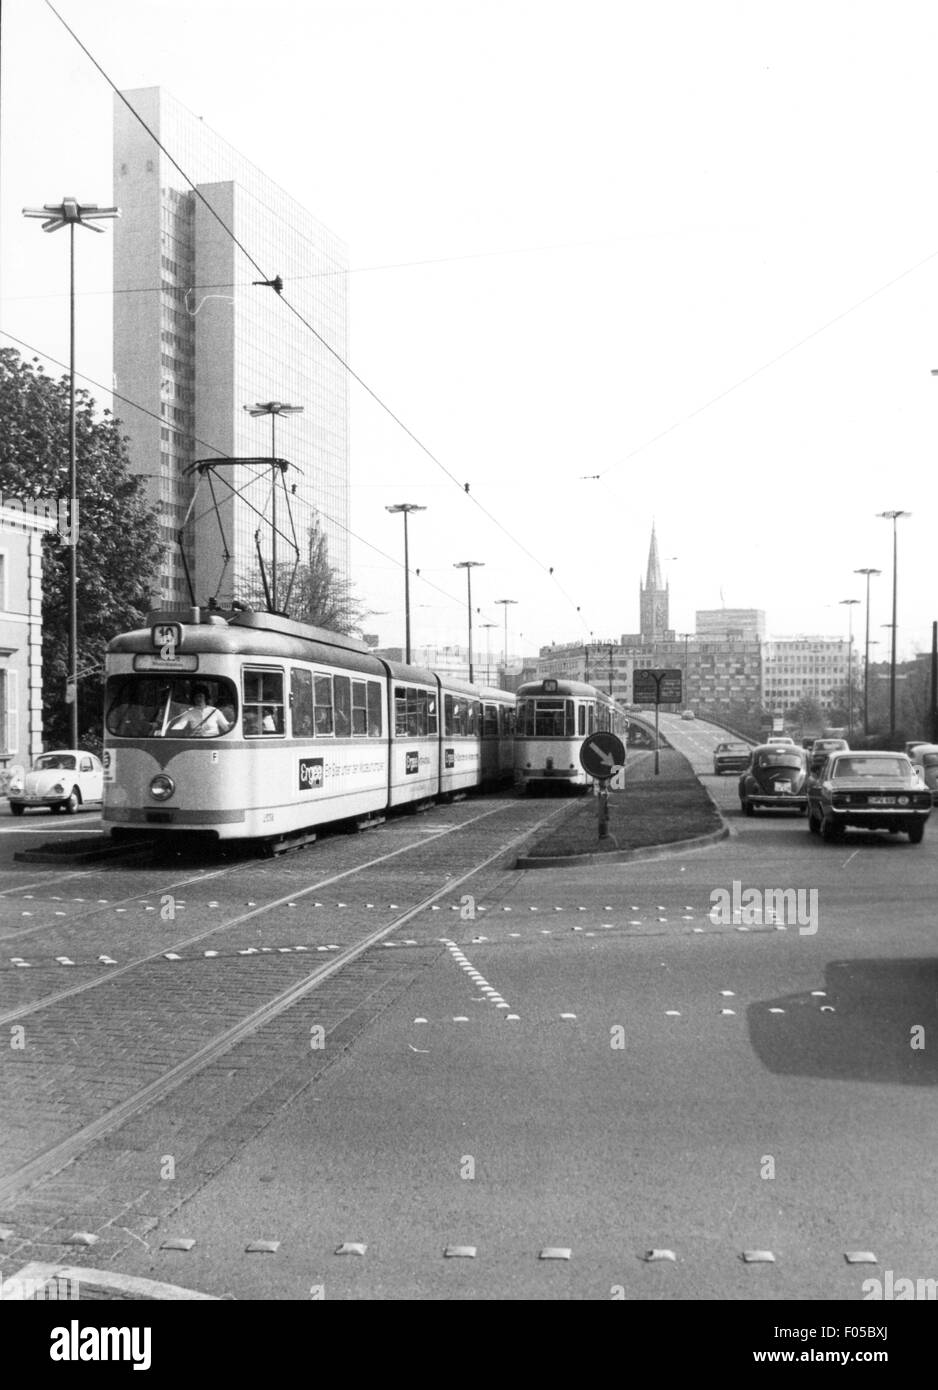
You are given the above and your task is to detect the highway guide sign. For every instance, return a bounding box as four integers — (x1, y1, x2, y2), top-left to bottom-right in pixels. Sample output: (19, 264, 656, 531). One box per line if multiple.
(579, 731, 627, 780)
(633, 668, 683, 704)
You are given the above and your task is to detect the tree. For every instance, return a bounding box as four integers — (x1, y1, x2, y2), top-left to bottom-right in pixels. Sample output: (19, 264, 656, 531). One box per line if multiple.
(0, 349, 163, 749)
(784, 696, 824, 732)
(236, 517, 367, 635)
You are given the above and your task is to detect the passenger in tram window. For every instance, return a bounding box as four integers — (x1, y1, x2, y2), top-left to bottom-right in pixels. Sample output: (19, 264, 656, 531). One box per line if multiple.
(167, 684, 232, 737)
(261, 706, 281, 733)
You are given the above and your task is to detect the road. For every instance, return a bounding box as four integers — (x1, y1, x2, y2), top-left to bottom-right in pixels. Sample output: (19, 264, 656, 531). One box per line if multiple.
(0, 738, 935, 1305)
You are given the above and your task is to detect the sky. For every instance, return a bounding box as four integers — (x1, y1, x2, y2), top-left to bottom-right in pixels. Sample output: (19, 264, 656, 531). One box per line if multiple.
(2, 0, 938, 668)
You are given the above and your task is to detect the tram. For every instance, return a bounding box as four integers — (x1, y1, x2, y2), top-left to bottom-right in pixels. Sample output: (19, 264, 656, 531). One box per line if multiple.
(102, 607, 515, 844)
(513, 677, 628, 793)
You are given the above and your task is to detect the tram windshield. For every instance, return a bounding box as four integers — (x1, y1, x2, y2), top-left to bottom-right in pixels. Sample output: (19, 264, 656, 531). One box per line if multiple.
(516, 698, 575, 738)
(106, 676, 238, 738)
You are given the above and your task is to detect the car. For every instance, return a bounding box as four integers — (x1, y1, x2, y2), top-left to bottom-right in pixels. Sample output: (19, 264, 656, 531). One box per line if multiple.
(808, 737, 849, 775)
(6, 751, 104, 815)
(712, 741, 752, 775)
(905, 739, 930, 757)
(806, 750, 932, 843)
(681, 710, 695, 721)
(909, 743, 938, 794)
(738, 744, 810, 816)
(765, 735, 795, 746)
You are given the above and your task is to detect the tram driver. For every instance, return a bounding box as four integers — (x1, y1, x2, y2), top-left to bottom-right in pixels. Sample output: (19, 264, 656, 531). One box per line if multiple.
(167, 684, 233, 737)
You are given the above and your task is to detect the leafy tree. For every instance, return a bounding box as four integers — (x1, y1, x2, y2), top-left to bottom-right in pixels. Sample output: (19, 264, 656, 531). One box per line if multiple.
(237, 517, 367, 634)
(0, 348, 163, 749)
(784, 696, 824, 732)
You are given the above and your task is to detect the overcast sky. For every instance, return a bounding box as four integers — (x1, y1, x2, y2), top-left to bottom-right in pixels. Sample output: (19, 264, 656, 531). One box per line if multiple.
(2, 0, 937, 666)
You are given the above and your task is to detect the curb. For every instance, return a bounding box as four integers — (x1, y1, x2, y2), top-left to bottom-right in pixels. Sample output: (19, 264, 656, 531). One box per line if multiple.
(514, 822, 729, 869)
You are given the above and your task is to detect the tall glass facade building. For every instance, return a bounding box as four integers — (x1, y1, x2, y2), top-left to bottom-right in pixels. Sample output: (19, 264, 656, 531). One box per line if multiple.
(113, 88, 349, 607)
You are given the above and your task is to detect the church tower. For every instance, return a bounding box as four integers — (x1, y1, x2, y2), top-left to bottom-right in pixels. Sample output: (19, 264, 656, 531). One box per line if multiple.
(640, 523, 670, 640)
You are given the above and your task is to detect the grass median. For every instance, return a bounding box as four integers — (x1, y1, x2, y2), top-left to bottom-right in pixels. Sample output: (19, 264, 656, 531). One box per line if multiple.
(521, 746, 724, 859)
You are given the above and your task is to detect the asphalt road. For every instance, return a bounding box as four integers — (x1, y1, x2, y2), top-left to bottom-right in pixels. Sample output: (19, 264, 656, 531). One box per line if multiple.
(1, 741, 935, 1305)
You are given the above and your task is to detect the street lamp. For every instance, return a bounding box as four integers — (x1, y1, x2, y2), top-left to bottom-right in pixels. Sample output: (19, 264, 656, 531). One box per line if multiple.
(385, 504, 426, 664)
(678, 632, 693, 706)
(854, 568, 881, 737)
(839, 599, 860, 737)
(23, 197, 120, 747)
(495, 598, 518, 678)
(877, 511, 910, 739)
(453, 561, 484, 682)
(244, 402, 304, 612)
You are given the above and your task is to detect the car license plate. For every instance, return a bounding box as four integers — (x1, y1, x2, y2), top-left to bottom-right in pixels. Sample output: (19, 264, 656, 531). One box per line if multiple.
(775, 781, 791, 793)
(869, 795, 895, 805)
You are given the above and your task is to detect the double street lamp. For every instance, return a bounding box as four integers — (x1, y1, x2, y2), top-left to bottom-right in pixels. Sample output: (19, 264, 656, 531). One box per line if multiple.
(385, 504, 426, 664)
(453, 561, 484, 682)
(23, 197, 120, 748)
(854, 567, 881, 736)
(877, 510, 910, 739)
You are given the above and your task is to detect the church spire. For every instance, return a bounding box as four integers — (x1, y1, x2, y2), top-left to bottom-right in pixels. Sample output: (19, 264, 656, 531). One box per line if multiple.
(646, 522, 663, 591)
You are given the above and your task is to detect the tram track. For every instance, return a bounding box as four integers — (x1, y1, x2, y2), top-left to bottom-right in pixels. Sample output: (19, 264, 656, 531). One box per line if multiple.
(0, 798, 568, 1208)
(0, 801, 513, 1026)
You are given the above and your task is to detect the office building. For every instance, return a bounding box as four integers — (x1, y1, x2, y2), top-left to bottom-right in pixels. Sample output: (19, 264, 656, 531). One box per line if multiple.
(762, 637, 852, 714)
(696, 608, 765, 641)
(113, 88, 349, 607)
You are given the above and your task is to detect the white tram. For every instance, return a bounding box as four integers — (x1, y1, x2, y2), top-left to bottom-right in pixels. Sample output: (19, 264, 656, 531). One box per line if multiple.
(514, 678, 628, 793)
(102, 608, 515, 843)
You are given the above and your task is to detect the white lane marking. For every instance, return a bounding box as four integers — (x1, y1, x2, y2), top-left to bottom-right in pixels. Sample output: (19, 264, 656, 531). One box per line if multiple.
(842, 849, 859, 867)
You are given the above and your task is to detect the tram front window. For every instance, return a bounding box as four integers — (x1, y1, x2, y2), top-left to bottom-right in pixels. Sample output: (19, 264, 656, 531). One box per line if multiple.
(518, 698, 574, 737)
(106, 676, 238, 738)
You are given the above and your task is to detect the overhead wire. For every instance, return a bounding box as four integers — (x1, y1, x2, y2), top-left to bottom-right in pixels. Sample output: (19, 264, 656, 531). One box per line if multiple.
(42, 0, 595, 638)
(0, 325, 537, 647)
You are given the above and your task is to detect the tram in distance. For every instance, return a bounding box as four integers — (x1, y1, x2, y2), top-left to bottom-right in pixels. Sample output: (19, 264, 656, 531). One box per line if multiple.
(102, 607, 515, 844)
(514, 677, 629, 793)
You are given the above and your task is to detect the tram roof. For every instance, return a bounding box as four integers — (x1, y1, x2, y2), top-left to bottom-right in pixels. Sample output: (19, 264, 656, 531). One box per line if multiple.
(516, 678, 617, 699)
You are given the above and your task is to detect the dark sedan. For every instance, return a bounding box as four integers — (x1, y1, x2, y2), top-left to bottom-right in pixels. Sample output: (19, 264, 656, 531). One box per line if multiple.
(713, 741, 752, 775)
(738, 745, 809, 816)
(808, 737, 848, 775)
(807, 750, 932, 843)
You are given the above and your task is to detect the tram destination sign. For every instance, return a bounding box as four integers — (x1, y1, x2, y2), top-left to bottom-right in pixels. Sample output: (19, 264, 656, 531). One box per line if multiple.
(632, 668, 683, 704)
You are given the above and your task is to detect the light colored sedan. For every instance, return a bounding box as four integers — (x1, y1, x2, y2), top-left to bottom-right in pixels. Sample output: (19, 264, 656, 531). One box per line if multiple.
(7, 751, 104, 815)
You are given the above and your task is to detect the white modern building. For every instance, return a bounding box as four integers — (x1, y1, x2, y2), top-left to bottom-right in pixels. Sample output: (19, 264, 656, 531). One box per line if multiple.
(696, 608, 765, 640)
(762, 636, 853, 713)
(113, 88, 349, 608)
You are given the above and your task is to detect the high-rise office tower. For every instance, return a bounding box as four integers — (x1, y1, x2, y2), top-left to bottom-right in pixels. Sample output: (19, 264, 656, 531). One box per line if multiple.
(113, 88, 349, 608)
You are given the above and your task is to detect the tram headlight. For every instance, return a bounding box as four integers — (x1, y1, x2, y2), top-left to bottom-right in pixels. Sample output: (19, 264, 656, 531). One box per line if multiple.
(149, 774, 175, 802)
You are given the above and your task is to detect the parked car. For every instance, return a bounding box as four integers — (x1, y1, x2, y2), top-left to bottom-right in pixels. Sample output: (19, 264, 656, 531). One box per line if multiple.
(7, 751, 104, 815)
(681, 710, 695, 720)
(909, 743, 938, 794)
(738, 744, 810, 816)
(808, 737, 849, 775)
(713, 741, 752, 775)
(807, 750, 932, 843)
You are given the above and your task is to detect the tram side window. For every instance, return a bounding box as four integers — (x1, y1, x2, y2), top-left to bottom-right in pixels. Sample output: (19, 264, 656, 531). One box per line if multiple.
(367, 681, 383, 737)
(334, 676, 352, 737)
(499, 706, 515, 738)
(314, 676, 334, 735)
(395, 685, 432, 737)
(351, 680, 369, 736)
(291, 669, 314, 738)
(578, 705, 586, 736)
(483, 704, 499, 738)
(469, 700, 480, 736)
(243, 668, 284, 736)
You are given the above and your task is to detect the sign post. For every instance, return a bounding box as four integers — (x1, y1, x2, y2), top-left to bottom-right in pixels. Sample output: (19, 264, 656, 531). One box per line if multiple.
(579, 731, 627, 841)
(631, 668, 682, 775)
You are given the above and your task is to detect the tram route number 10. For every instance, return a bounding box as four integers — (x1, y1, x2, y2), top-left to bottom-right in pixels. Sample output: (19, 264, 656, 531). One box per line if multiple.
(298, 757, 324, 790)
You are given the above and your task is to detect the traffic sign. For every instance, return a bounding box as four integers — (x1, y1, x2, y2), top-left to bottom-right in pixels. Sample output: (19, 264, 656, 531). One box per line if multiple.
(632, 668, 682, 704)
(579, 731, 627, 780)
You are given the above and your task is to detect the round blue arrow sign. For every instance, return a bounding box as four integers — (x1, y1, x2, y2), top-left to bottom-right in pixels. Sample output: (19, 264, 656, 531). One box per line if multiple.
(579, 731, 627, 779)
